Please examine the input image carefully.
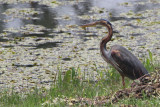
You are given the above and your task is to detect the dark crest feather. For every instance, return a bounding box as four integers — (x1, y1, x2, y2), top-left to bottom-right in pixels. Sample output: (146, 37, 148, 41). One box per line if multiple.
(97, 19, 112, 27)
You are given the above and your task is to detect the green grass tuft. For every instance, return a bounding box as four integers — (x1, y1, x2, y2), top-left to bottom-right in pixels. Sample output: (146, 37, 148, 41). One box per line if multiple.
(0, 51, 159, 106)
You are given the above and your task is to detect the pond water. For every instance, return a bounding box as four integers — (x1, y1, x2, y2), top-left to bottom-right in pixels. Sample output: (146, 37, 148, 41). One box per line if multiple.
(0, 0, 159, 91)
(0, 0, 160, 34)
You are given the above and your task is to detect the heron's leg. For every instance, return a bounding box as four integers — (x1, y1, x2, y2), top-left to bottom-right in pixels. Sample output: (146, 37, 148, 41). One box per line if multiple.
(122, 76, 125, 88)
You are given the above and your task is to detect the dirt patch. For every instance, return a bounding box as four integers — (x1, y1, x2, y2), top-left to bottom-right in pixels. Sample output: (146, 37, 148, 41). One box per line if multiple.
(111, 71, 160, 103)
(63, 71, 160, 106)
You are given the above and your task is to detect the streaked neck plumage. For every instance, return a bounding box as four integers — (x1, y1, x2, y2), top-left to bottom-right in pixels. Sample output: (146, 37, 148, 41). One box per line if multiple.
(100, 23, 113, 62)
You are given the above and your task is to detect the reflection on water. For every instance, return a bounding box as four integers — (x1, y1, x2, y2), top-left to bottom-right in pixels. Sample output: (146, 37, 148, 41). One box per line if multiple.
(18, 41, 62, 49)
(13, 64, 37, 67)
(133, 3, 160, 13)
(109, 16, 146, 22)
(35, 41, 62, 49)
(131, 33, 144, 36)
(0, 37, 9, 42)
(22, 29, 53, 37)
(123, 23, 142, 29)
(0, 0, 159, 35)
(62, 58, 72, 61)
(30, 2, 58, 29)
(72, 0, 92, 16)
(0, 0, 159, 48)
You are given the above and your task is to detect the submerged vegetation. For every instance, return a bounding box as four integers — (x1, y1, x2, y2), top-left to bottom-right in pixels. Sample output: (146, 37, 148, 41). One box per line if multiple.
(0, 51, 159, 107)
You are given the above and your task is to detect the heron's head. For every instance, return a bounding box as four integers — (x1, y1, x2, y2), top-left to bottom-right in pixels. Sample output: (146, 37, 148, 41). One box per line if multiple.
(80, 19, 112, 29)
(98, 19, 112, 27)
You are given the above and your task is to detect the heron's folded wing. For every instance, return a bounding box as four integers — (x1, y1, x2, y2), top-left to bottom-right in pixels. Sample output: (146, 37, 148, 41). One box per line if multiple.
(110, 49, 137, 79)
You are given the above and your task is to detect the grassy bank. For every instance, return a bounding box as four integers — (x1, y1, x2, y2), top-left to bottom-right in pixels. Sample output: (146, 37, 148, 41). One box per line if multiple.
(0, 51, 159, 107)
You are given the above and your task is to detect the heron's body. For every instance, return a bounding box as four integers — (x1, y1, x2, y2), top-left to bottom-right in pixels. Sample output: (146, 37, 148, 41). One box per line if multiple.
(81, 19, 149, 87)
(107, 45, 148, 80)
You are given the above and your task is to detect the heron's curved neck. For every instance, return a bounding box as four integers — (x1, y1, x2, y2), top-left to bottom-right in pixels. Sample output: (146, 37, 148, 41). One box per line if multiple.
(100, 24, 113, 52)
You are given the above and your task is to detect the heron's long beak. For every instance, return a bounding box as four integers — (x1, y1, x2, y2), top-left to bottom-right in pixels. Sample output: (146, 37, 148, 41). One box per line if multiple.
(80, 22, 97, 29)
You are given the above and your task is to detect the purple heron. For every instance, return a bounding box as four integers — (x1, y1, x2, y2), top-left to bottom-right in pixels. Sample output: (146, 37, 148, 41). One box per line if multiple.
(81, 19, 149, 87)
